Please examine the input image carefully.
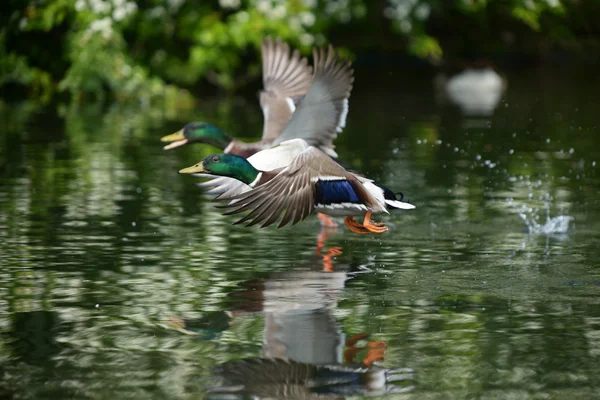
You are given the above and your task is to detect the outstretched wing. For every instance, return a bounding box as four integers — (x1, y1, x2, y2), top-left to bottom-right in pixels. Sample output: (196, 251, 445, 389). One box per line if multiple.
(271, 45, 354, 158)
(218, 147, 378, 228)
(260, 37, 313, 143)
(195, 174, 252, 200)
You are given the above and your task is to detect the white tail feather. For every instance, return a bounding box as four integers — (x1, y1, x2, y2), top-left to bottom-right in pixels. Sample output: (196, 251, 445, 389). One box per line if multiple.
(385, 200, 416, 210)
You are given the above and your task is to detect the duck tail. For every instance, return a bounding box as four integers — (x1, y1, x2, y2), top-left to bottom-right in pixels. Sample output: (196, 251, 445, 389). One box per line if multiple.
(375, 183, 416, 210)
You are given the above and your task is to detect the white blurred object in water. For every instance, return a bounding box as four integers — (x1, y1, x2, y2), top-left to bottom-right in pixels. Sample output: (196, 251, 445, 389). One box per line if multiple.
(435, 65, 506, 116)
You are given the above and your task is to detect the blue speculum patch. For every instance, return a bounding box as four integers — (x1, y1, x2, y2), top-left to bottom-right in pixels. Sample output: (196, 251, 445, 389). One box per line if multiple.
(315, 180, 361, 204)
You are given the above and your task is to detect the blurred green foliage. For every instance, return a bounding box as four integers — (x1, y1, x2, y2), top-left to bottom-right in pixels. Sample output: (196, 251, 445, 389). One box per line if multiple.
(0, 0, 597, 107)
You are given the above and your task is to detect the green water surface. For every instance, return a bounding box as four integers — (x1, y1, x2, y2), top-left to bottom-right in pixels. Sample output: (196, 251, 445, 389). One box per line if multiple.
(1, 65, 600, 399)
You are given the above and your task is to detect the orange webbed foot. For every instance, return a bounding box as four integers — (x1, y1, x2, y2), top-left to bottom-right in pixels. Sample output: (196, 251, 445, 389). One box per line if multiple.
(344, 217, 370, 234)
(363, 211, 388, 234)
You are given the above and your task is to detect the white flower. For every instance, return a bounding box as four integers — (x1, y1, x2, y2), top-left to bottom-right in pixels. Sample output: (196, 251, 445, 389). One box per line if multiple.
(299, 11, 315, 27)
(166, 0, 185, 12)
(267, 4, 287, 19)
(299, 33, 314, 46)
(113, 7, 127, 21)
(75, 0, 87, 12)
(236, 11, 250, 23)
(89, 0, 110, 14)
(325, 2, 338, 14)
(219, 0, 241, 9)
(394, 3, 410, 19)
(124, 2, 137, 15)
(257, 0, 271, 14)
(89, 17, 112, 31)
(88, 17, 113, 39)
(149, 6, 166, 18)
(414, 3, 430, 20)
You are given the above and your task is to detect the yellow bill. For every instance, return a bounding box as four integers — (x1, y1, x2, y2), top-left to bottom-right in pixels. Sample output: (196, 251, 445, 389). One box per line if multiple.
(161, 129, 188, 150)
(179, 162, 206, 174)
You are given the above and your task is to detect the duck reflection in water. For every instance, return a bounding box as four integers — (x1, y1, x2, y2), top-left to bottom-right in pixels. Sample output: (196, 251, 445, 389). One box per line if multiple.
(168, 237, 414, 398)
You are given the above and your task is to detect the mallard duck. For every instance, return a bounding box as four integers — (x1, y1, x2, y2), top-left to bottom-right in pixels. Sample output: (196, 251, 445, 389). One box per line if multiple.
(160, 37, 314, 156)
(179, 139, 415, 234)
(180, 44, 354, 228)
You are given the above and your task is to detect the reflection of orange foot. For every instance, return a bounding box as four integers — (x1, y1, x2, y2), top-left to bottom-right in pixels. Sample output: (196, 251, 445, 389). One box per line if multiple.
(318, 213, 338, 228)
(344, 217, 370, 234)
(316, 230, 331, 255)
(343, 334, 388, 367)
(323, 246, 342, 272)
(363, 341, 387, 367)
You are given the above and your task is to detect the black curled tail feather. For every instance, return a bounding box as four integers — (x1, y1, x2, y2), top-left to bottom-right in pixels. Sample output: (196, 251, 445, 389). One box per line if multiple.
(375, 183, 412, 209)
(375, 183, 398, 201)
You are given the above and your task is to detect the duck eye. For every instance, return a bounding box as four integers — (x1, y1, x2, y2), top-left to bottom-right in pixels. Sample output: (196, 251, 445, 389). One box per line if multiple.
(212, 156, 219, 162)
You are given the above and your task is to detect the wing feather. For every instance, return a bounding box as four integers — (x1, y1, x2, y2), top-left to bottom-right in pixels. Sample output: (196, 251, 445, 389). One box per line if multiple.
(195, 176, 251, 199)
(260, 37, 313, 143)
(272, 45, 354, 158)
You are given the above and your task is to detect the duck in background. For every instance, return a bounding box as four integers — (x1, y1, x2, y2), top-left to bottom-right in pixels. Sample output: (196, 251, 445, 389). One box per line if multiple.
(161, 37, 313, 157)
(434, 59, 507, 117)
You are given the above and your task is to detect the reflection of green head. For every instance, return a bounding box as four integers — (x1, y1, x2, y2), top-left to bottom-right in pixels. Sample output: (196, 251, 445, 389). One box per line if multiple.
(179, 154, 260, 185)
(161, 122, 232, 150)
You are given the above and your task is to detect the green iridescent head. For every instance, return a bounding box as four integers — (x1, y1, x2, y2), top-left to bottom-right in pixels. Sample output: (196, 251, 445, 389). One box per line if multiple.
(161, 122, 232, 150)
(179, 153, 260, 185)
